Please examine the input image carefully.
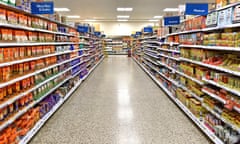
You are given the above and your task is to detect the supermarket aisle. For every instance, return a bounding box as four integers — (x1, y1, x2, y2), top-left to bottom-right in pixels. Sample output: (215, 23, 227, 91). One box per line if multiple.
(30, 56, 210, 144)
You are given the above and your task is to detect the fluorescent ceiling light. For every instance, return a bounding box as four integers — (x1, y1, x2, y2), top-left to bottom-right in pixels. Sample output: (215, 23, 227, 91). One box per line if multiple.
(117, 19, 128, 22)
(149, 19, 159, 22)
(84, 19, 97, 22)
(66, 15, 80, 18)
(153, 16, 163, 19)
(163, 8, 179, 12)
(117, 8, 133, 11)
(54, 8, 70, 12)
(117, 15, 130, 18)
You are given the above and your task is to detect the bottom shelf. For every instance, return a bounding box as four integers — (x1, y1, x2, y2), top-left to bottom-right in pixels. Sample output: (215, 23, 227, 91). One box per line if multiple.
(19, 57, 104, 144)
(132, 57, 223, 144)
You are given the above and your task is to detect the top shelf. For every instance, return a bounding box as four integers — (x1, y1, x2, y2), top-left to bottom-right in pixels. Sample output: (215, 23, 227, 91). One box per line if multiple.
(0, 2, 76, 30)
(167, 22, 240, 36)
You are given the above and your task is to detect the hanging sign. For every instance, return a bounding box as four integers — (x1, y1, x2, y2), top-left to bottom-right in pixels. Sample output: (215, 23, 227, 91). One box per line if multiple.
(143, 27, 153, 33)
(136, 32, 142, 36)
(185, 3, 209, 15)
(94, 31, 101, 37)
(164, 16, 180, 26)
(77, 26, 89, 33)
(31, 2, 54, 14)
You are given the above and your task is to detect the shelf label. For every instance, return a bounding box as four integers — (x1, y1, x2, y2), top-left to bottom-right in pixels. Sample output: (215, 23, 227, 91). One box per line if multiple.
(31, 2, 54, 15)
(164, 16, 180, 26)
(185, 3, 208, 15)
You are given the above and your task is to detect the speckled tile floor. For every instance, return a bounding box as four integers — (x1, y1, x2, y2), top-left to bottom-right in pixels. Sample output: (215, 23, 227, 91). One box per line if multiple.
(30, 56, 211, 144)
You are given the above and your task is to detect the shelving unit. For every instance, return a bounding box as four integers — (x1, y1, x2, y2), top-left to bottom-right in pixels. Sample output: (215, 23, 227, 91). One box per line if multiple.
(0, 3, 104, 143)
(133, 4, 240, 143)
(132, 57, 223, 144)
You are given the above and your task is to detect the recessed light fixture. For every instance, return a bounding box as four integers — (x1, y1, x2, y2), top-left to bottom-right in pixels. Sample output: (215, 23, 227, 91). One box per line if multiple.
(149, 19, 159, 22)
(66, 15, 80, 18)
(117, 15, 130, 18)
(153, 16, 163, 19)
(84, 19, 97, 22)
(54, 8, 70, 12)
(163, 8, 179, 12)
(117, 19, 128, 22)
(117, 8, 133, 11)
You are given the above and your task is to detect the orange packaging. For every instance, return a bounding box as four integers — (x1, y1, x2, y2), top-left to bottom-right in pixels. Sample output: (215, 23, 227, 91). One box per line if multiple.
(3, 48, 9, 61)
(28, 31, 33, 42)
(8, 29, 13, 41)
(27, 16, 31, 27)
(13, 47, 19, 59)
(50, 46, 55, 53)
(23, 62, 29, 72)
(30, 61, 35, 71)
(21, 79, 27, 89)
(15, 82, 20, 93)
(27, 47, 32, 57)
(0, 8, 6, 23)
(31, 46, 36, 56)
(8, 48, 13, 61)
(1, 29, 8, 41)
(2, 66, 10, 81)
(3, 87, 6, 98)
(0, 88, 4, 100)
(12, 64, 19, 75)
(7, 11, 17, 24)
(31, 76, 34, 85)
(0, 48, 3, 62)
(7, 85, 13, 96)
(19, 47, 25, 58)
(19, 63, 23, 75)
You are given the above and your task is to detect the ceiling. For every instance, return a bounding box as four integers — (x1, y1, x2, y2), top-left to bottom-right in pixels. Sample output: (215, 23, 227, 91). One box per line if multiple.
(53, 0, 214, 22)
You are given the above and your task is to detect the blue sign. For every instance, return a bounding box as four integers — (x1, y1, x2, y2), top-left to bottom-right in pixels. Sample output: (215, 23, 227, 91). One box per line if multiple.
(77, 26, 89, 33)
(136, 32, 142, 35)
(94, 31, 101, 37)
(31, 2, 54, 15)
(164, 16, 180, 26)
(185, 3, 209, 15)
(143, 27, 153, 33)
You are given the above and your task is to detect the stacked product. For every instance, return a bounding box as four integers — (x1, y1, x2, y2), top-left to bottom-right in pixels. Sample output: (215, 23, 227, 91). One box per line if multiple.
(133, 1, 240, 144)
(0, 3, 104, 144)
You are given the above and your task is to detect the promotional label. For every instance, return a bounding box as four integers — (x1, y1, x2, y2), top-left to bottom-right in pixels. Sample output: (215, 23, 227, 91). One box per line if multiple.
(31, 2, 54, 15)
(185, 3, 208, 15)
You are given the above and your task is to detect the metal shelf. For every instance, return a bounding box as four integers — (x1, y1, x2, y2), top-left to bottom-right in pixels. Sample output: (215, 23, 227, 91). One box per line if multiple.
(203, 104, 240, 133)
(176, 71, 204, 85)
(202, 78, 240, 97)
(132, 57, 224, 144)
(180, 85, 204, 102)
(180, 57, 240, 78)
(180, 44, 240, 52)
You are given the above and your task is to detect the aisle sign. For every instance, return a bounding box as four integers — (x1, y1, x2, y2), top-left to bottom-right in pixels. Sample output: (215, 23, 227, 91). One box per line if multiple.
(164, 16, 180, 26)
(185, 3, 208, 15)
(77, 26, 89, 33)
(94, 31, 101, 37)
(136, 32, 142, 36)
(31, 2, 54, 14)
(143, 27, 153, 33)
